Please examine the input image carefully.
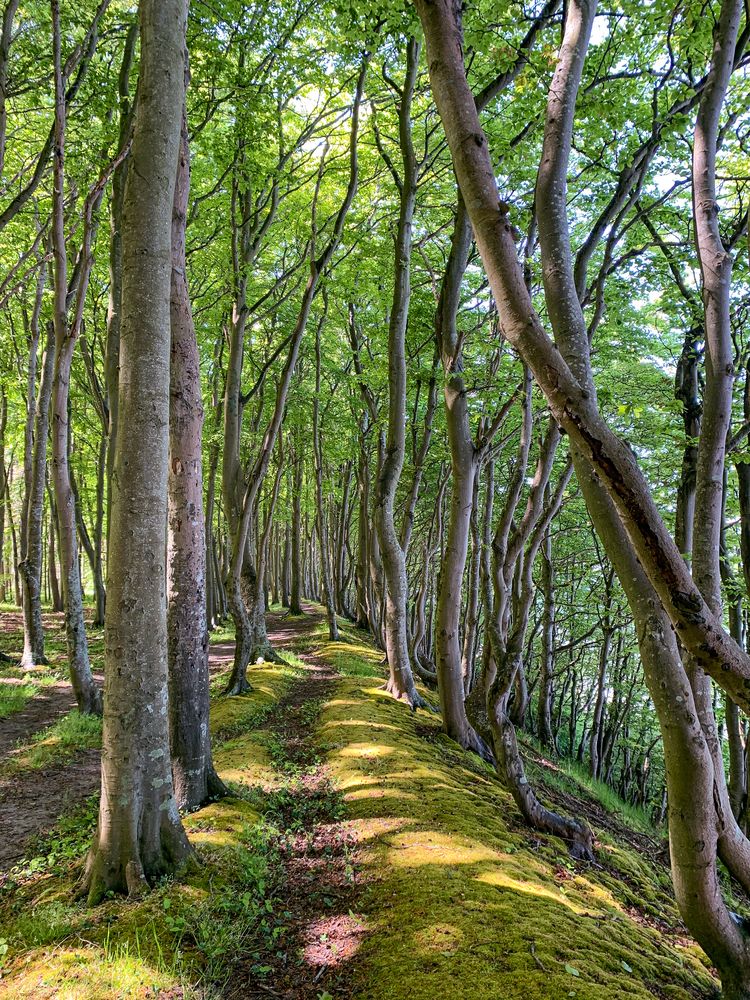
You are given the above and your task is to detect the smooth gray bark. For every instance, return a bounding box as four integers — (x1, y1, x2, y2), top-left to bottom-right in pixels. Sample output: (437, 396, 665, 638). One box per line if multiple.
(84, 0, 192, 903)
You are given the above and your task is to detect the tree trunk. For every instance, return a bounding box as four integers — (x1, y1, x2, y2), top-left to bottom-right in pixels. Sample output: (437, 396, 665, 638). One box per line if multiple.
(47, 485, 63, 613)
(372, 37, 425, 709)
(105, 21, 138, 548)
(434, 199, 492, 755)
(313, 314, 338, 641)
(0, 391, 6, 604)
(83, 0, 192, 903)
(20, 321, 54, 668)
(415, 0, 750, 718)
(167, 86, 227, 811)
(536, 520, 555, 749)
(290, 444, 303, 614)
(49, 0, 101, 715)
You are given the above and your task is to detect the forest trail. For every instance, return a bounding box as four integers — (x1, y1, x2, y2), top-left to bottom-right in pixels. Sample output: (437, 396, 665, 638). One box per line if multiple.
(227, 606, 365, 1000)
(0, 608, 328, 874)
(0, 606, 726, 1000)
(0, 679, 78, 757)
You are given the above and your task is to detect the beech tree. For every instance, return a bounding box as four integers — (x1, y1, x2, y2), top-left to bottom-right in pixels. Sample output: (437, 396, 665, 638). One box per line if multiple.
(83, 0, 192, 902)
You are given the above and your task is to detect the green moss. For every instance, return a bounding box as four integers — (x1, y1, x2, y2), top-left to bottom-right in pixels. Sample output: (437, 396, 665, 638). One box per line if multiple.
(0, 613, 722, 1000)
(317, 650, 716, 1000)
(0, 660, 297, 999)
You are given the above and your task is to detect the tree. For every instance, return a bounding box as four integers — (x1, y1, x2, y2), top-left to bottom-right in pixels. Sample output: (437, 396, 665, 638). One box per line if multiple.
(414, 0, 750, 991)
(167, 66, 227, 811)
(83, 0, 192, 903)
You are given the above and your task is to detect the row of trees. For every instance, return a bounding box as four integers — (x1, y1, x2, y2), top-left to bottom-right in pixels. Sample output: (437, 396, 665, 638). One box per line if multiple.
(2, 0, 750, 993)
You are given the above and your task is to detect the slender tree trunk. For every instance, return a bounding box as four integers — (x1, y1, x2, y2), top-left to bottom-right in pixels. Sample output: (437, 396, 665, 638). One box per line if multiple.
(282, 520, 291, 608)
(354, 432, 370, 630)
(434, 200, 492, 753)
(167, 87, 227, 811)
(313, 314, 338, 641)
(20, 321, 54, 668)
(372, 37, 425, 709)
(205, 439, 221, 628)
(460, 473, 481, 693)
(536, 519, 556, 749)
(47, 485, 62, 613)
(5, 471, 20, 606)
(0, 391, 6, 604)
(49, 0, 100, 715)
(290, 445, 303, 614)
(105, 21, 137, 548)
(83, 0, 192, 903)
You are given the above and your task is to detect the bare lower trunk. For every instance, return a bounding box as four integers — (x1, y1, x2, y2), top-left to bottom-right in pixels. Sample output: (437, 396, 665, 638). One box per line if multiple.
(433, 198, 491, 753)
(373, 38, 425, 709)
(20, 322, 54, 668)
(50, 352, 100, 713)
(536, 521, 555, 749)
(313, 315, 338, 641)
(105, 22, 137, 549)
(83, 0, 192, 903)
(489, 658, 594, 860)
(49, 0, 100, 715)
(47, 485, 63, 613)
(290, 449, 303, 614)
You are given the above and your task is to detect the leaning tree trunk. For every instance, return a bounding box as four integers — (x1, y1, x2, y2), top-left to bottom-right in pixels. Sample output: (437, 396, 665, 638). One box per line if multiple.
(167, 87, 227, 811)
(83, 0, 192, 903)
(414, 0, 750, 988)
(434, 199, 493, 756)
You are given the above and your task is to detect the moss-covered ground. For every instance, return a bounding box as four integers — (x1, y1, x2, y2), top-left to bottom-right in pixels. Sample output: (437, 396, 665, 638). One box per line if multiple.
(0, 657, 299, 998)
(0, 608, 728, 999)
(301, 618, 719, 1000)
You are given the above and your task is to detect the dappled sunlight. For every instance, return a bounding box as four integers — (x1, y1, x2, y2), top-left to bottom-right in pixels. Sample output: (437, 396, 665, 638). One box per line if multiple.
(2, 944, 181, 1000)
(321, 717, 401, 732)
(302, 912, 369, 969)
(339, 742, 395, 758)
(475, 868, 593, 915)
(320, 666, 717, 1000)
(385, 829, 503, 868)
(345, 786, 418, 803)
(183, 797, 261, 849)
(338, 815, 411, 842)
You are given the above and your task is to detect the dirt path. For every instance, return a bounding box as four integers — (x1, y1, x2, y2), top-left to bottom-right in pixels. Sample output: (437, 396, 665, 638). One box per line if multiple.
(0, 681, 78, 758)
(226, 609, 366, 1000)
(0, 749, 101, 870)
(0, 606, 356, 894)
(0, 613, 288, 873)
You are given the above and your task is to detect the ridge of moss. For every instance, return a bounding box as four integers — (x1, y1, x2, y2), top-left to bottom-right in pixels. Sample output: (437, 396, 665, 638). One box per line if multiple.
(318, 658, 716, 1000)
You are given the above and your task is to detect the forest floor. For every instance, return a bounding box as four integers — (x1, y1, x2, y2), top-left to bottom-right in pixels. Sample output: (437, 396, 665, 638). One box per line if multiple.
(0, 603, 736, 999)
